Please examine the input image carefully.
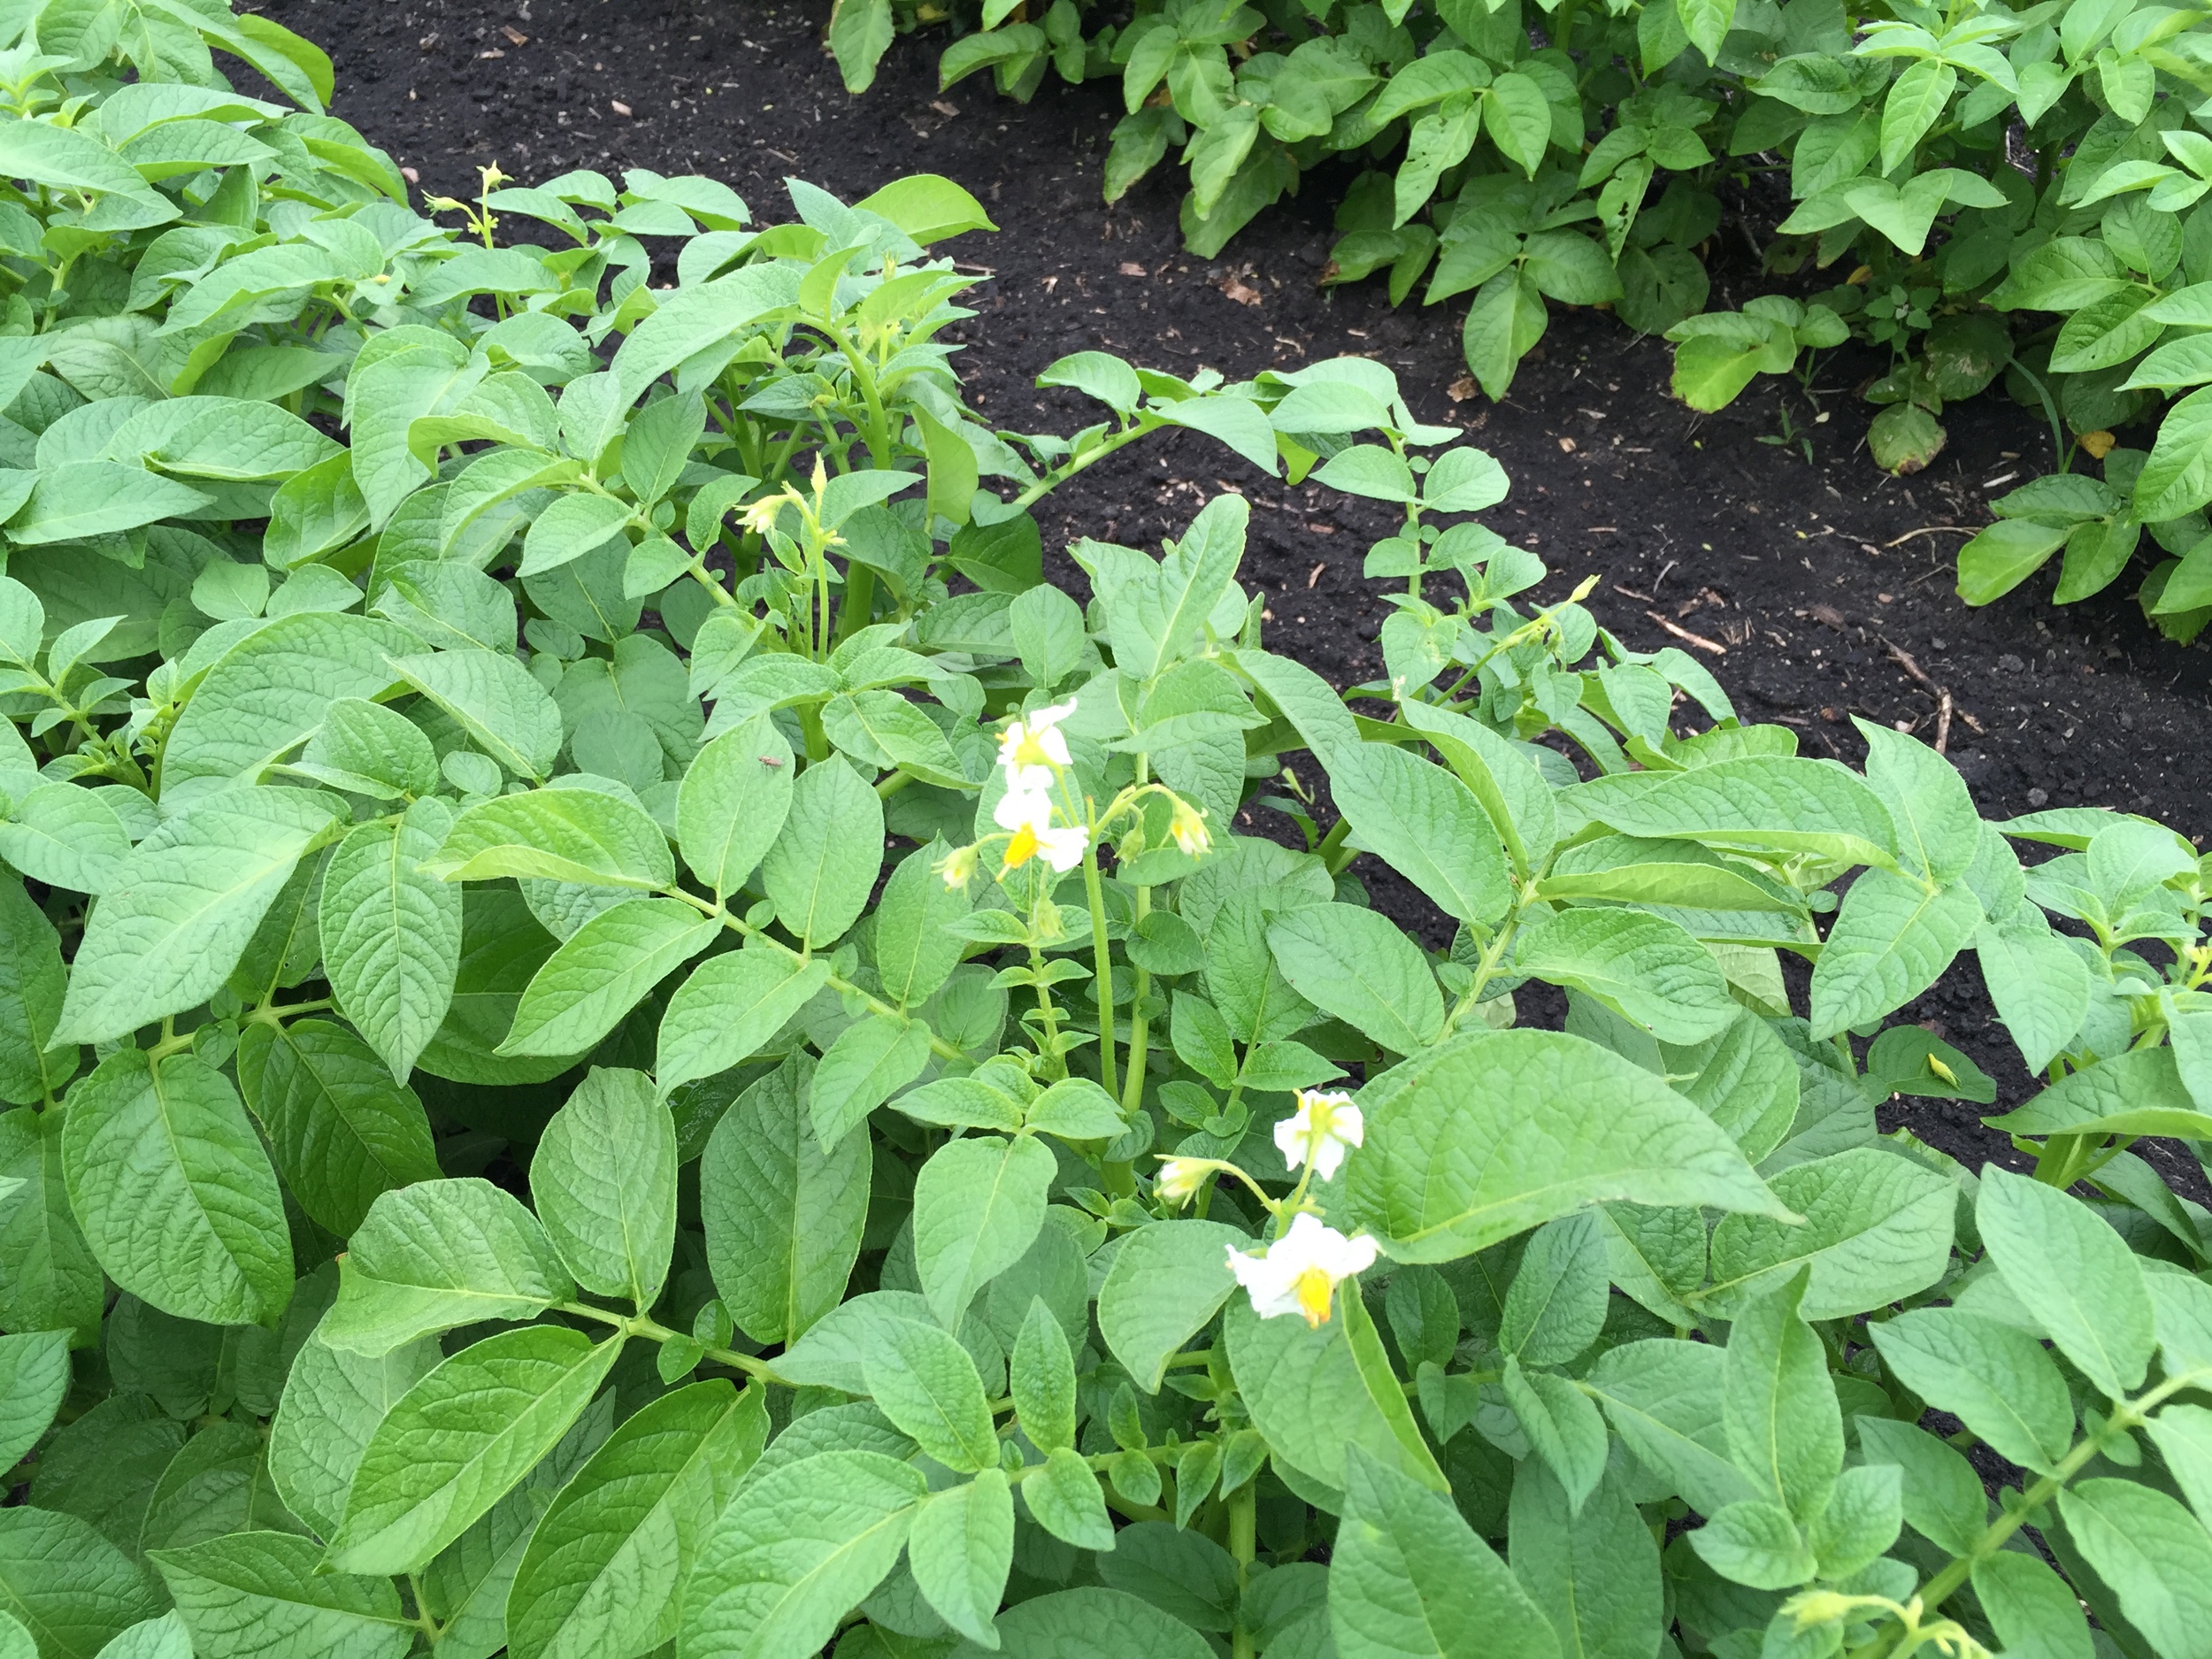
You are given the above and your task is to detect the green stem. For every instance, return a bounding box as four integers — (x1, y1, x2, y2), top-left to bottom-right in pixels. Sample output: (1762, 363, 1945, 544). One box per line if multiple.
(1008, 417, 1164, 512)
(1317, 814, 1355, 875)
(829, 326, 895, 471)
(687, 557, 738, 608)
(1852, 1366, 2212, 1659)
(809, 528, 831, 661)
(764, 426, 806, 495)
(1027, 943, 1068, 1079)
(795, 699, 829, 762)
(2031, 1130, 2090, 1187)
(2007, 358, 2070, 475)
(558, 1302, 793, 1387)
(1122, 887, 1154, 1118)
(834, 563, 876, 646)
(1082, 840, 1118, 1102)
(244, 996, 333, 1029)
(1118, 756, 1156, 1125)
(407, 1575, 442, 1641)
(146, 1018, 192, 1064)
(1229, 1479, 1257, 1659)
(660, 886, 966, 1061)
(1447, 885, 1543, 1028)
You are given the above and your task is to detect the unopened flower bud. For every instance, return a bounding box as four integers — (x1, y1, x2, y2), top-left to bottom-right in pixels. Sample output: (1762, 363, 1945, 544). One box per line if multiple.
(937, 843, 979, 889)
(1156, 1158, 1207, 1206)
(1169, 795, 1211, 857)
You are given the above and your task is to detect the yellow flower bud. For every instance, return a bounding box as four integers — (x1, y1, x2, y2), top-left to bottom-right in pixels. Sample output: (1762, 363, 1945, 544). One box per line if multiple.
(1783, 1591, 1866, 1630)
(1169, 795, 1211, 857)
(1155, 1158, 1207, 1207)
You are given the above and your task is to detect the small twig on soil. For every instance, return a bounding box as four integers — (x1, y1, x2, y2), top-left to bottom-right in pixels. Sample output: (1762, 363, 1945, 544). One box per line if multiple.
(1306, 564, 1325, 588)
(1653, 558, 1678, 595)
(1613, 585, 1654, 602)
(1884, 524, 1976, 548)
(1646, 611, 1726, 656)
(1881, 637, 1940, 695)
(1880, 637, 1959, 754)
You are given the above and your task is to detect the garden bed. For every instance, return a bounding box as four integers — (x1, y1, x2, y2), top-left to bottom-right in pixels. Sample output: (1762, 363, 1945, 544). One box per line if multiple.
(280, 0, 2211, 818)
(9, 8, 2212, 1649)
(271, 0, 2212, 1181)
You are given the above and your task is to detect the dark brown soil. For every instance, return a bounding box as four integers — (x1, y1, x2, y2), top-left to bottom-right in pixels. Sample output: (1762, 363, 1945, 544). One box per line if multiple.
(261, 0, 2212, 1187)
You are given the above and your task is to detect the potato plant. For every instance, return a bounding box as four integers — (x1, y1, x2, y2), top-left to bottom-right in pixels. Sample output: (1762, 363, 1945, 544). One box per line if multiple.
(828, 0, 2212, 622)
(6, 10, 2212, 1659)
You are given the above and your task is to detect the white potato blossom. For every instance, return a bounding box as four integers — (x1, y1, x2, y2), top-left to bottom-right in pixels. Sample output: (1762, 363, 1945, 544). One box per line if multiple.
(1226, 1211, 1379, 1327)
(997, 697, 1077, 791)
(1273, 1089, 1363, 1182)
(993, 786, 1088, 874)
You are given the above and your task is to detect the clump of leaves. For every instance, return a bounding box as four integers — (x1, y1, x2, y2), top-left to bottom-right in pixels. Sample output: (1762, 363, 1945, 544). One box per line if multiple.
(7, 11, 2212, 1659)
(830, 0, 2212, 626)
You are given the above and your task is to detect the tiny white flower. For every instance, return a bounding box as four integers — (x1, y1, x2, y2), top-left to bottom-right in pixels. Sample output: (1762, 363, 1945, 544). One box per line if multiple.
(1226, 1211, 1378, 1327)
(998, 697, 1078, 790)
(1156, 1158, 1208, 1207)
(1273, 1089, 1363, 1182)
(994, 787, 1088, 874)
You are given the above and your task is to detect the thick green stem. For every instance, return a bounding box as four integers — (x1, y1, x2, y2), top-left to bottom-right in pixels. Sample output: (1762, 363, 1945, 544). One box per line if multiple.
(795, 699, 829, 762)
(1317, 814, 1354, 874)
(1122, 885, 1154, 1118)
(1229, 1480, 1257, 1659)
(834, 563, 876, 645)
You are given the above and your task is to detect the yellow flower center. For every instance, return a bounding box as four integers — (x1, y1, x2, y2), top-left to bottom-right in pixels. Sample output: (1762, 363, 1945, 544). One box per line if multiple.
(1009, 732, 1057, 771)
(1294, 1266, 1335, 1327)
(1305, 1101, 1340, 1151)
(1002, 823, 1041, 870)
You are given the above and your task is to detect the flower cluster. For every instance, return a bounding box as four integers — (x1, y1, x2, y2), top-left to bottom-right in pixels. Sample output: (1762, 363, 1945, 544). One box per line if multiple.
(1158, 1088, 1378, 1329)
(938, 698, 1091, 886)
(937, 695, 1220, 890)
(992, 700, 1087, 874)
(739, 457, 835, 541)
